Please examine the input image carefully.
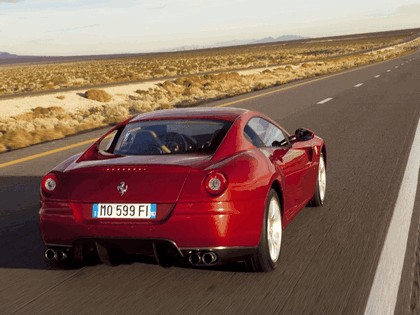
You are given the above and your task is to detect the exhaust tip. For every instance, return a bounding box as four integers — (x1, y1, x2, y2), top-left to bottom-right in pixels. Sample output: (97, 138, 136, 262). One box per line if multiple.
(188, 253, 201, 265)
(55, 250, 67, 261)
(202, 252, 218, 265)
(45, 249, 55, 261)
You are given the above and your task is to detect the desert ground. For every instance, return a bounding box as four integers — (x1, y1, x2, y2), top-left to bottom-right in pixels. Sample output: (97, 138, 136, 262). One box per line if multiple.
(0, 29, 419, 152)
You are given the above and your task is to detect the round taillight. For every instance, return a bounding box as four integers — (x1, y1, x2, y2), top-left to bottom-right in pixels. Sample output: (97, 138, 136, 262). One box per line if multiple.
(41, 173, 58, 193)
(204, 172, 227, 195)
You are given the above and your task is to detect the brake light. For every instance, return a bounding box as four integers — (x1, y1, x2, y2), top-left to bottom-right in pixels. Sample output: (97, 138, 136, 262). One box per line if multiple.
(41, 173, 58, 193)
(204, 172, 227, 195)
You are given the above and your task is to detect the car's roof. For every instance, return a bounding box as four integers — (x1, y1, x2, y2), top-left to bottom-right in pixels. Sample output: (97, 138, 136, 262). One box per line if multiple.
(131, 107, 250, 122)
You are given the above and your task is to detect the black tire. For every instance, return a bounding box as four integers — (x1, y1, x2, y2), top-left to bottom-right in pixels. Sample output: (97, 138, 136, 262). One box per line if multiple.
(310, 153, 326, 207)
(246, 189, 282, 272)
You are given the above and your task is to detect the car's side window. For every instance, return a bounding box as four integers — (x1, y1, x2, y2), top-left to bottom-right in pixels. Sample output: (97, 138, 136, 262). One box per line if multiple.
(245, 117, 287, 147)
(244, 124, 265, 147)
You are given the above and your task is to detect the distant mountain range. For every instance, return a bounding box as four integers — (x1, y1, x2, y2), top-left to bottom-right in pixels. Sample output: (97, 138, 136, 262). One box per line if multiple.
(0, 35, 306, 64)
(0, 52, 19, 59)
(251, 35, 306, 44)
(221, 35, 306, 46)
(170, 35, 306, 51)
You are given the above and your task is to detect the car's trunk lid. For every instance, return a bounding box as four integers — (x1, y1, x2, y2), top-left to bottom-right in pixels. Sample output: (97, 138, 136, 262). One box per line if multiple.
(58, 163, 193, 203)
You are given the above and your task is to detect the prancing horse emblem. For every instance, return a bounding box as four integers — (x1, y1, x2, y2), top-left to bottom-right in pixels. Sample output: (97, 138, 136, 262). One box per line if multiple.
(117, 181, 128, 196)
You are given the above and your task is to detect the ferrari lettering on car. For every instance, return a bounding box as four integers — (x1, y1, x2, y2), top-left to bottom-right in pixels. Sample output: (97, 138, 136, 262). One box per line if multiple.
(39, 107, 327, 272)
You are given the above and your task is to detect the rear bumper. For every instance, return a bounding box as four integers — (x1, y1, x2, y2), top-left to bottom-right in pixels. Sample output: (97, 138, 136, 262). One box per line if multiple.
(39, 198, 265, 250)
(45, 238, 257, 265)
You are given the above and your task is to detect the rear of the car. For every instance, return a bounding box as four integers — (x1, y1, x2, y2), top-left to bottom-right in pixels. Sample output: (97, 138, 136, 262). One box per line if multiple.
(39, 109, 266, 267)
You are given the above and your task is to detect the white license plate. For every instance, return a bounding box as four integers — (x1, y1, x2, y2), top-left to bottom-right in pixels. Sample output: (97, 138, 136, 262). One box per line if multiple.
(92, 203, 156, 219)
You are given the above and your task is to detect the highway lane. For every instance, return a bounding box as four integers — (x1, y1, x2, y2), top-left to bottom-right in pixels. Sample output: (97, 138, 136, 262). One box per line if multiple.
(0, 51, 419, 314)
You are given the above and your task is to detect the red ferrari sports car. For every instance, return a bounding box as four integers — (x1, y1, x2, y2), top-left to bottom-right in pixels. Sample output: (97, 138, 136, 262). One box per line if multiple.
(39, 107, 326, 272)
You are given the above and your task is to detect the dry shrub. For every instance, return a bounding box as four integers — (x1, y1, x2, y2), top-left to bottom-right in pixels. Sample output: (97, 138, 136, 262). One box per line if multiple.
(33, 106, 67, 118)
(174, 76, 202, 88)
(102, 104, 130, 125)
(253, 83, 267, 91)
(0, 32, 418, 98)
(1, 37, 419, 153)
(159, 80, 184, 94)
(84, 89, 112, 102)
(13, 106, 70, 121)
(128, 99, 147, 114)
(31, 129, 62, 143)
(53, 123, 75, 137)
(2, 129, 33, 150)
(158, 103, 173, 110)
(135, 89, 148, 96)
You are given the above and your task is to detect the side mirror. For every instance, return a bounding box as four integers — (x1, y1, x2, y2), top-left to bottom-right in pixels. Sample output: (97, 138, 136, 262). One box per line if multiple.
(271, 148, 288, 162)
(293, 128, 314, 142)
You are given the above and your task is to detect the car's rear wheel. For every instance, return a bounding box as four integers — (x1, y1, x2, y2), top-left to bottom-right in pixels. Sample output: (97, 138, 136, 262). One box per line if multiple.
(246, 189, 282, 272)
(310, 153, 326, 207)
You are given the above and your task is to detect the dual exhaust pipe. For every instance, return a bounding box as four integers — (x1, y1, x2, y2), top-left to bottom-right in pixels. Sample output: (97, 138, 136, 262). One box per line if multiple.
(188, 251, 218, 266)
(46, 247, 218, 266)
(45, 248, 68, 262)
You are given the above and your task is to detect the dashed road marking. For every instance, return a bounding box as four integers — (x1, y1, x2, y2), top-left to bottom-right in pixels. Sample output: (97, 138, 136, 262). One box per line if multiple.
(364, 118, 420, 315)
(374, 75, 381, 78)
(316, 97, 333, 105)
(354, 83, 364, 88)
(395, 66, 399, 69)
(387, 70, 392, 72)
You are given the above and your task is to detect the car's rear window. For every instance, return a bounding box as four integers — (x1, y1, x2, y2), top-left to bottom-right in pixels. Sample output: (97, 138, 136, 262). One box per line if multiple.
(112, 119, 232, 155)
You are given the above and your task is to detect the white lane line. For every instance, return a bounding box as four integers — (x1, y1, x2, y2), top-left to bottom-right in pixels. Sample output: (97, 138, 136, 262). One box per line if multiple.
(395, 66, 399, 69)
(364, 118, 420, 315)
(316, 97, 333, 104)
(387, 70, 392, 72)
(354, 83, 364, 88)
(374, 75, 381, 78)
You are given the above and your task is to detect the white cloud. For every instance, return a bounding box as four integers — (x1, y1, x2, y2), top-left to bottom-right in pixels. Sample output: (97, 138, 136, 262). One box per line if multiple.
(135, 0, 167, 10)
(0, 0, 419, 55)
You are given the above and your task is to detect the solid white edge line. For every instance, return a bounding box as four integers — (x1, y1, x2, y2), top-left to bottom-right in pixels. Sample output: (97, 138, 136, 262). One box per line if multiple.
(354, 83, 364, 87)
(316, 97, 333, 105)
(364, 118, 420, 315)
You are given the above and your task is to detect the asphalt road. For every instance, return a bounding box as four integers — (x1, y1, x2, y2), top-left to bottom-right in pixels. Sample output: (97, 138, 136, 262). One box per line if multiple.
(0, 51, 419, 314)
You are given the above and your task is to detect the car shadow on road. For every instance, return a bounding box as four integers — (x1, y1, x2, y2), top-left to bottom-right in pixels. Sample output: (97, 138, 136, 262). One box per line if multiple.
(0, 217, 48, 269)
(0, 176, 48, 270)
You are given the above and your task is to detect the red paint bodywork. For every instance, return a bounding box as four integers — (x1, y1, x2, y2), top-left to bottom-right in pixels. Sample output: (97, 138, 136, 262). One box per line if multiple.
(39, 107, 326, 258)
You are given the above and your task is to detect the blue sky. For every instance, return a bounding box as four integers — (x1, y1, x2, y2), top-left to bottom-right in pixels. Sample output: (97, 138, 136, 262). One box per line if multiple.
(0, 0, 419, 56)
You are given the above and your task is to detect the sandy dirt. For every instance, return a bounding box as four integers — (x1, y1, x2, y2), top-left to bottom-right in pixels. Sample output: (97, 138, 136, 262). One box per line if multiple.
(0, 80, 164, 118)
(0, 67, 272, 119)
